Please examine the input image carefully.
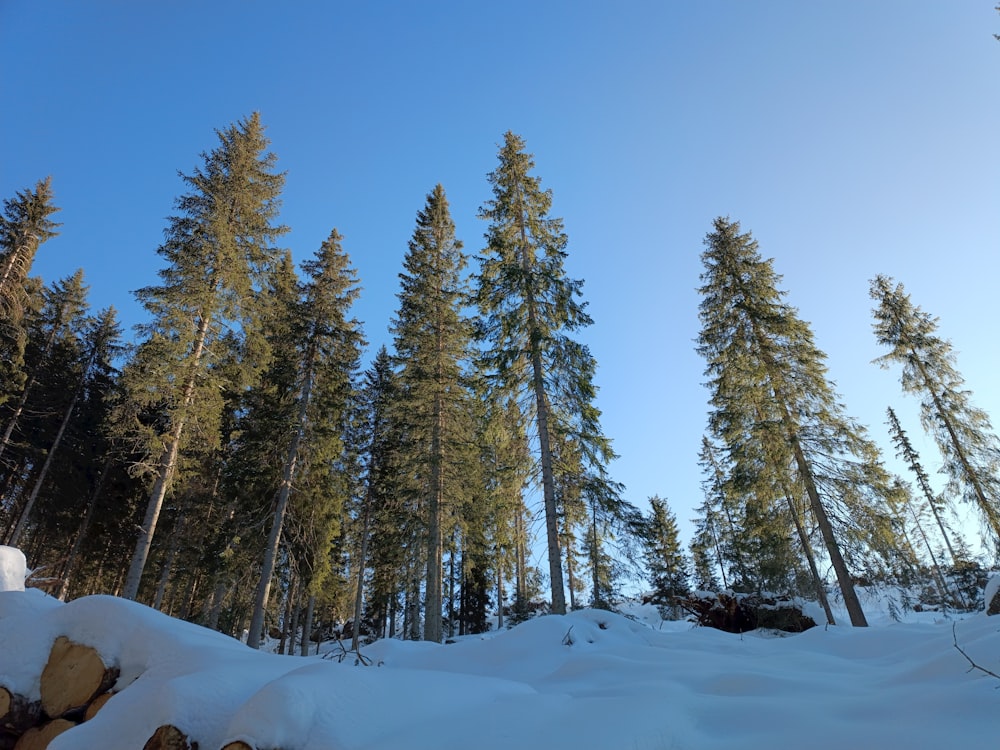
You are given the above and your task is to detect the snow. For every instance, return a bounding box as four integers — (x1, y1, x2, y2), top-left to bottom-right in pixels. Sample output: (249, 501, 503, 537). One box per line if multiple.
(0, 584, 998, 749)
(0, 546, 26, 592)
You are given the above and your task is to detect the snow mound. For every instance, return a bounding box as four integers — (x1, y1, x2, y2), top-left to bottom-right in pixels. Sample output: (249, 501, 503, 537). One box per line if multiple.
(0, 593, 998, 749)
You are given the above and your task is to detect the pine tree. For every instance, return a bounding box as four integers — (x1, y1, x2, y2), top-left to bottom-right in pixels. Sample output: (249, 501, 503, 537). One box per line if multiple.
(698, 218, 899, 627)
(642, 496, 691, 618)
(474, 132, 617, 615)
(390, 185, 476, 642)
(871, 275, 1000, 548)
(119, 113, 287, 601)
(0, 177, 60, 405)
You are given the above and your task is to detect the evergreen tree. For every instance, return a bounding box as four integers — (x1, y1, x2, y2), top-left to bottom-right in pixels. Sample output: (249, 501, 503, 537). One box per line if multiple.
(118, 113, 287, 600)
(698, 218, 900, 627)
(474, 132, 618, 615)
(870, 275, 1000, 548)
(8, 307, 122, 546)
(0, 177, 60, 405)
(352, 346, 403, 645)
(390, 185, 476, 642)
(885, 406, 965, 569)
(1, 272, 92, 546)
(641, 496, 690, 618)
(244, 230, 364, 647)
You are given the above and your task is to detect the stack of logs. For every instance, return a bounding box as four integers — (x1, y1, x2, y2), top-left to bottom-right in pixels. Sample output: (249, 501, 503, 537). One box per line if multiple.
(1, 637, 117, 750)
(1, 636, 280, 750)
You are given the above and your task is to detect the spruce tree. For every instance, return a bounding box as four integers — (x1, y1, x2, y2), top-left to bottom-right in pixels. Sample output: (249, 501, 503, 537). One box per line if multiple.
(698, 218, 899, 627)
(885, 406, 965, 569)
(0, 177, 60, 405)
(119, 113, 287, 601)
(8, 307, 122, 546)
(642, 496, 691, 618)
(244, 230, 364, 646)
(871, 275, 1000, 548)
(474, 132, 617, 615)
(390, 185, 475, 642)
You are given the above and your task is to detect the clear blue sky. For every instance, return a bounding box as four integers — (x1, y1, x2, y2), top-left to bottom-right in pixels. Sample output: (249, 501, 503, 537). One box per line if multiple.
(3, 1, 998, 556)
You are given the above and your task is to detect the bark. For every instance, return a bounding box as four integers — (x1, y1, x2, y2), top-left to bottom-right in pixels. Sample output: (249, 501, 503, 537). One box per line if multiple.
(56, 457, 111, 601)
(142, 724, 196, 750)
(300, 594, 315, 657)
(784, 493, 836, 625)
(247, 345, 315, 649)
(0, 687, 41, 734)
(351, 494, 372, 651)
(786, 431, 868, 626)
(122, 312, 211, 601)
(7, 377, 83, 547)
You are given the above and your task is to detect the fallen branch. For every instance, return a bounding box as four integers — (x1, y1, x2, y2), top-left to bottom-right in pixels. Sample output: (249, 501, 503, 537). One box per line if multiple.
(322, 639, 373, 666)
(952, 623, 1000, 683)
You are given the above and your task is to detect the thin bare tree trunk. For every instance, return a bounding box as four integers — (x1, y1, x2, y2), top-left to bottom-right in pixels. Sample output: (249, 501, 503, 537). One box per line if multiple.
(247, 347, 315, 648)
(123, 314, 211, 601)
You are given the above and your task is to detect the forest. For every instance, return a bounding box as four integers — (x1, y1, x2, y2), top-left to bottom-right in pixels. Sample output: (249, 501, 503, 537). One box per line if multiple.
(1, 113, 998, 650)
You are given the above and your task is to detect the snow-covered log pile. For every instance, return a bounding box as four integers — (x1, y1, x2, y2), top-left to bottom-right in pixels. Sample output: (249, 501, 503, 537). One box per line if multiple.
(679, 591, 819, 633)
(2, 551, 1000, 750)
(0, 591, 315, 750)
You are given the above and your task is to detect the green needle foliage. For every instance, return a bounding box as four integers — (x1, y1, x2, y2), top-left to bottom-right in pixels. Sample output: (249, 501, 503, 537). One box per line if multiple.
(0, 177, 60, 405)
(698, 218, 901, 627)
(474, 132, 619, 615)
(118, 113, 288, 601)
(391, 184, 476, 641)
(871, 275, 1000, 550)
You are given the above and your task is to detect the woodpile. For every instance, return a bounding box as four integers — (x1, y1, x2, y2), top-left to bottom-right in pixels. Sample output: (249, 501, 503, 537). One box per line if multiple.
(0, 636, 117, 750)
(680, 591, 817, 633)
(1, 635, 278, 750)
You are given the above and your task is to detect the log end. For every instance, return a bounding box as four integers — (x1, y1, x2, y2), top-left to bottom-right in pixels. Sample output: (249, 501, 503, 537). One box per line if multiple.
(143, 724, 198, 750)
(12, 718, 75, 750)
(39, 637, 118, 718)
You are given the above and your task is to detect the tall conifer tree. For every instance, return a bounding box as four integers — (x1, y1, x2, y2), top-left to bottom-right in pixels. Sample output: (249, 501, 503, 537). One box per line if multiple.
(0, 177, 60, 405)
(474, 132, 617, 615)
(870, 275, 1000, 548)
(245, 231, 364, 646)
(390, 185, 475, 642)
(119, 113, 287, 600)
(698, 218, 898, 627)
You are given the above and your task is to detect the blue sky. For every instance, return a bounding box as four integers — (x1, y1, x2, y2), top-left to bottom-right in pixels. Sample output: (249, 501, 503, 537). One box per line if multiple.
(3, 1, 998, 555)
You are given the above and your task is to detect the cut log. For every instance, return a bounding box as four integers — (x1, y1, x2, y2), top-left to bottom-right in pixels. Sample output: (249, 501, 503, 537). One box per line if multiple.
(39, 637, 118, 718)
(82, 692, 112, 722)
(143, 724, 198, 750)
(12, 719, 74, 750)
(0, 687, 42, 733)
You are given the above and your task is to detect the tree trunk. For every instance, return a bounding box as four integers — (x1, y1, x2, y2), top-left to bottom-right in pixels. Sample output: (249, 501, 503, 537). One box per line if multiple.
(300, 594, 315, 657)
(351, 490, 372, 651)
(122, 313, 211, 601)
(784, 493, 835, 625)
(787, 432, 867, 626)
(7, 370, 86, 546)
(57, 457, 111, 601)
(247, 347, 315, 649)
(423, 388, 445, 642)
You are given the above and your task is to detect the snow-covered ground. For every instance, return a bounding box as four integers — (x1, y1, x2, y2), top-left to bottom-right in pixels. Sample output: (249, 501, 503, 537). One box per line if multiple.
(0, 547, 998, 750)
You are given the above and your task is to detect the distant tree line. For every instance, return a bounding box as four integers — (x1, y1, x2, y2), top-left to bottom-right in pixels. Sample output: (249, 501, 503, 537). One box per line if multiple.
(1, 115, 996, 646)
